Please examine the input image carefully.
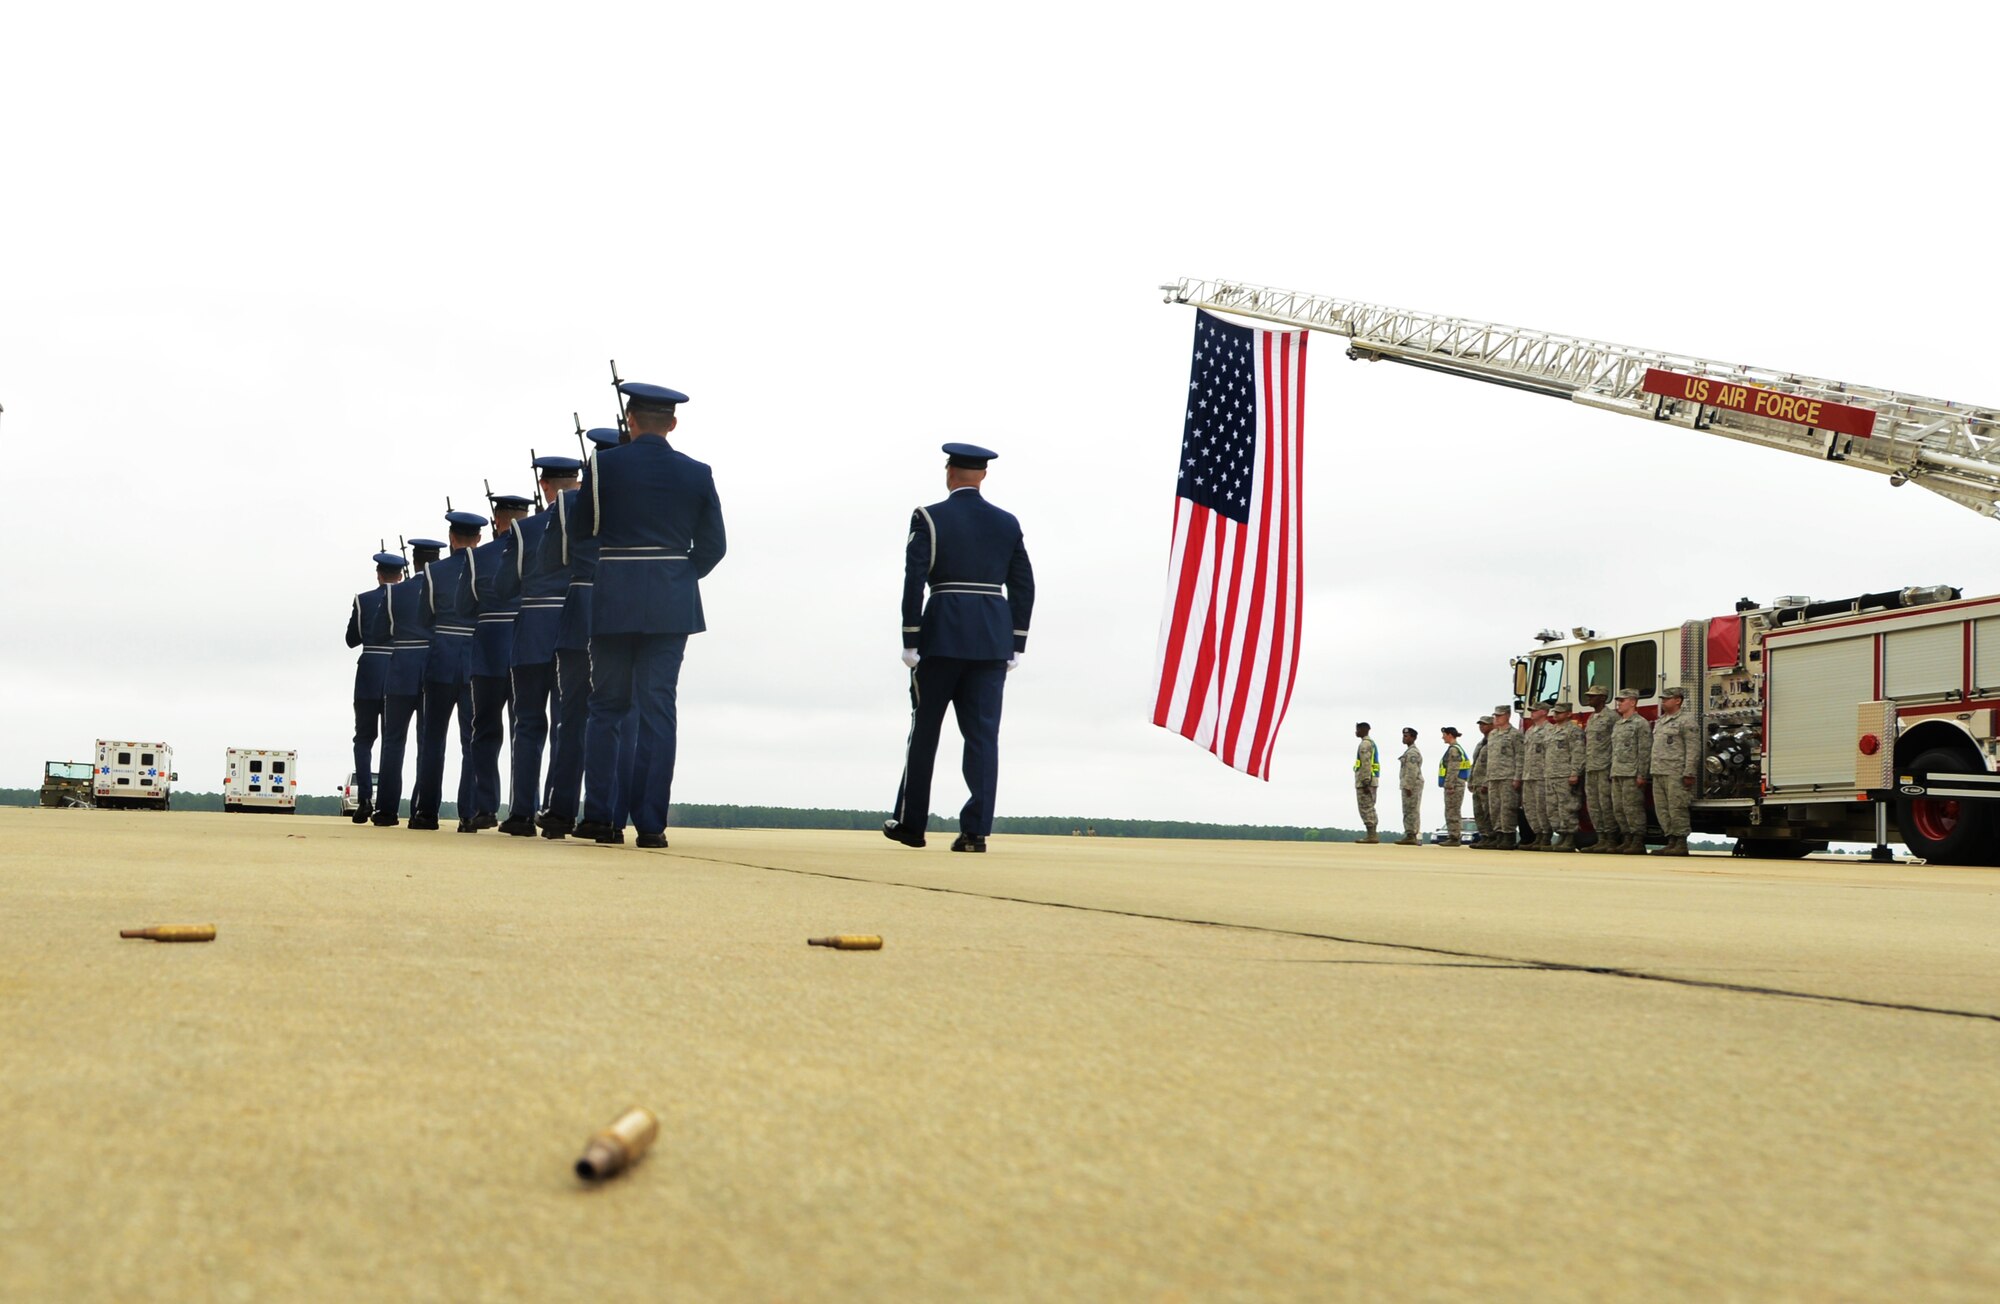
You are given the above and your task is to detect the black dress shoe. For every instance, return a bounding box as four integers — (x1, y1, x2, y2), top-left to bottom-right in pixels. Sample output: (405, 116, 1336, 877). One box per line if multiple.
(594, 828, 627, 846)
(350, 800, 373, 824)
(456, 818, 478, 833)
(534, 808, 565, 831)
(635, 833, 668, 849)
(370, 812, 400, 828)
(572, 819, 614, 842)
(498, 815, 536, 837)
(471, 812, 499, 831)
(407, 815, 440, 831)
(950, 834, 987, 853)
(882, 820, 926, 848)
(540, 823, 570, 841)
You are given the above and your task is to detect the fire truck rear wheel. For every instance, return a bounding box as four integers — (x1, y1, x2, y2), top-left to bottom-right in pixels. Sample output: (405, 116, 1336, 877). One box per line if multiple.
(1895, 746, 1993, 866)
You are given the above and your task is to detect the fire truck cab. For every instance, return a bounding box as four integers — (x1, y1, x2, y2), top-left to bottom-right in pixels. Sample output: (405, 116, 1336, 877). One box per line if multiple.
(1507, 584, 2000, 863)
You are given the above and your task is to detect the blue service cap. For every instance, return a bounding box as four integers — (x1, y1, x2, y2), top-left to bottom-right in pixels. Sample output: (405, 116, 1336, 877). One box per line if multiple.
(489, 494, 535, 512)
(407, 537, 447, 551)
(372, 551, 408, 569)
(583, 427, 622, 449)
(618, 381, 689, 410)
(943, 442, 998, 469)
(533, 455, 583, 474)
(445, 510, 488, 531)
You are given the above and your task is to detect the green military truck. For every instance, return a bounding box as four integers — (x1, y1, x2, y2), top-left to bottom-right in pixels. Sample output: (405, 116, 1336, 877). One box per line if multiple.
(38, 761, 96, 808)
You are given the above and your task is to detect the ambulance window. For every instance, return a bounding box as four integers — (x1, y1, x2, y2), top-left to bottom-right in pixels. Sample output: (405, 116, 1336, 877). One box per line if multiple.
(141, 753, 154, 766)
(118, 752, 132, 766)
(273, 761, 286, 775)
(117, 777, 130, 785)
(250, 760, 263, 774)
(1621, 642, 1659, 696)
(1529, 653, 1564, 704)
(1578, 649, 1612, 699)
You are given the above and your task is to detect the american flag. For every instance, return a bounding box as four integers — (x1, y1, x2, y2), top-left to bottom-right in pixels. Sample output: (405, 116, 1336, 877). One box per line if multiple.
(1151, 310, 1307, 779)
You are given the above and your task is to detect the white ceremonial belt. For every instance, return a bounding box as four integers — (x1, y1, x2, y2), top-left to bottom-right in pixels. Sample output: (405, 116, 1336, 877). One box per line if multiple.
(932, 582, 1004, 595)
(436, 625, 476, 636)
(393, 639, 430, 648)
(566, 581, 594, 589)
(521, 597, 566, 609)
(361, 646, 393, 655)
(477, 613, 517, 622)
(600, 546, 689, 559)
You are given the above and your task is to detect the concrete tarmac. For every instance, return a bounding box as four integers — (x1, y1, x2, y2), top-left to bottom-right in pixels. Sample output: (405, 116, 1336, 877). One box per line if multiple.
(3, 809, 1996, 1302)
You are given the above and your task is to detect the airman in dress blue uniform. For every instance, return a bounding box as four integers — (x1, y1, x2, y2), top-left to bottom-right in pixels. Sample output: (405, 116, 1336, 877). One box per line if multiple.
(574, 383, 727, 850)
(495, 458, 584, 837)
(538, 428, 636, 840)
(374, 538, 442, 826)
(344, 551, 406, 822)
(464, 492, 533, 831)
(883, 443, 1035, 853)
(410, 510, 486, 830)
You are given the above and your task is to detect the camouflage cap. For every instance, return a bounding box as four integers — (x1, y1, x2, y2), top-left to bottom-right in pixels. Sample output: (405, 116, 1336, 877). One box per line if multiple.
(1662, 685, 1687, 699)
(1615, 688, 1641, 701)
(1551, 700, 1573, 714)
(1584, 684, 1609, 698)
(1494, 704, 1513, 714)
(1477, 714, 1494, 724)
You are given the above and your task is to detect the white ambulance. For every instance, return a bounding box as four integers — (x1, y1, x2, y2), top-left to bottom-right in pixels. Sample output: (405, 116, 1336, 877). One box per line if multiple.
(224, 748, 300, 813)
(94, 740, 176, 810)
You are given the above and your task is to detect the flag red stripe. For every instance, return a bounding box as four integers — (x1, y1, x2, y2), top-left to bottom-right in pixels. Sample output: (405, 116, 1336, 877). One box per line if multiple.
(1262, 333, 1309, 776)
(1247, 333, 1293, 775)
(1178, 509, 1227, 738)
(1151, 500, 1207, 727)
(1221, 332, 1278, 764)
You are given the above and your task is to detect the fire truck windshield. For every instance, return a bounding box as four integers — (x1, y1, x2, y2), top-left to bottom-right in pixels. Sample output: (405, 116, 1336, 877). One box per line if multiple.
(1528, 652, 1564, 705)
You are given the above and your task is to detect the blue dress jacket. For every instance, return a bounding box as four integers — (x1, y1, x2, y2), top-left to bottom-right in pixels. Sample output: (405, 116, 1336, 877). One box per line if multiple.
(346, 585, 393, 701)
(468, 534, 519, 677)
(422, 551, 477, 686)
(546, 489, 595, 653)
(575, 436, 726, 637)
(902, 487, 1034, 661)
(383, 572, 433, 696)
(495, 508, 568, 667)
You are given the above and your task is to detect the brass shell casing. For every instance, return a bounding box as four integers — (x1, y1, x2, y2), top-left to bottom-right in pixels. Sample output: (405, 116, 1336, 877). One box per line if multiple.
(807, 935, 883, 950)
(575, 1107, 659, 1182)
(119, 925, 218, 943)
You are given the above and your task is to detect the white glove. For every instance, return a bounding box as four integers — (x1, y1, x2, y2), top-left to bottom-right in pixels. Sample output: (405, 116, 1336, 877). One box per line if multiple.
(901, 649, 920, 669)
(1006, 652, 1022, 672)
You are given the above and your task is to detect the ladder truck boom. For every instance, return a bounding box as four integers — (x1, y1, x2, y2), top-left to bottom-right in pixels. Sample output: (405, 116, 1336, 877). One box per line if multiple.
(1161, 277, 2000, 519)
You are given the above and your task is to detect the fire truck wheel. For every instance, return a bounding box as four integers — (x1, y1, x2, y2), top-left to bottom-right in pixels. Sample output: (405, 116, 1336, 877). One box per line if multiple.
(1895, 746, 1993, 865)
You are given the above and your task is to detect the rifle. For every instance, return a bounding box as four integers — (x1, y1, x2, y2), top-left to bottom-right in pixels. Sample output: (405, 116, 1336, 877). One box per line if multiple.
(609, 359, 628, 437)
(529, 449, 545, 511)
(573, 411, 588, 462)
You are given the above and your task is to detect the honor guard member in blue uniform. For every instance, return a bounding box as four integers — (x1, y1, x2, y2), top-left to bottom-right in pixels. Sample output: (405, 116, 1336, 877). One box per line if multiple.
(464, 492, 533, 831)
(883, 443, 1034, 852)
(410, 510, 486, 830)
(575, 383, 727, 850)
(344, 550, 406, 822)
(494, 457, 583, 836)
(374, 537, 442, 826)
(539, 428, 636, 840)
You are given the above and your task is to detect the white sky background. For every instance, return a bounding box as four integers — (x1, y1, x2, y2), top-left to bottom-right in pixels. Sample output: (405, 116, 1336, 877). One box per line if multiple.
(4, 3, 1997, 832)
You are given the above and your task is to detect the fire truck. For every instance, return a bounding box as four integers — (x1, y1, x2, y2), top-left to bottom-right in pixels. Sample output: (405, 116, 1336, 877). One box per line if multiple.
(1163, 279, 2000, 863)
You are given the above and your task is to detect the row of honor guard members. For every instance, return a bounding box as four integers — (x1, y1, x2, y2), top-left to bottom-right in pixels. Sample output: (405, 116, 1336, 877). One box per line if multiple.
(345, 393, 1035, 851)
(345, 414, 689, 842)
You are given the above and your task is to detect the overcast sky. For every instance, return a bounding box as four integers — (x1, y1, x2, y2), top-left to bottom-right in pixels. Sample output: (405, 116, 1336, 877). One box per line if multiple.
(6, 4, 1996, 832)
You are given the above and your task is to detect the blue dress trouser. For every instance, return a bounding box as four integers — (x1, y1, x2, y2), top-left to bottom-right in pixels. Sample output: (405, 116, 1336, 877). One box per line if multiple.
(376, 690, 422, 820)
(583, 633, 686, 837)
(414, 682, 474, 821)
(507, 662, 556, 820)
(351, 701, 381, 810)
(891, 656, 1007, 838)
(468, 673, 511, 816)
(545, 648, 592, 821)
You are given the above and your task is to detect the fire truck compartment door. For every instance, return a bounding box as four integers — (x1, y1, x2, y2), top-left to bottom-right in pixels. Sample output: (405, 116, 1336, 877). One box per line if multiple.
(1882, 623, 1961, 699)
(1768, 637, 1876, 787)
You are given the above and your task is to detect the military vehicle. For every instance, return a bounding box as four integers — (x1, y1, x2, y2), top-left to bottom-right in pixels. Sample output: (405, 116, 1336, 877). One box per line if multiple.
(38, 760, 95, 808)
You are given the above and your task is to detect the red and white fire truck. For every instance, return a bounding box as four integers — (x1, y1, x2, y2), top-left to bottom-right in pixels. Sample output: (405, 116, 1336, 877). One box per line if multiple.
(1163, 278, 2000, 863)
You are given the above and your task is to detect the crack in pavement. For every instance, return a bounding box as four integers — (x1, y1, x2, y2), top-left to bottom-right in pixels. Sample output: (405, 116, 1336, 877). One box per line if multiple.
(665, 850, 2000, 1025)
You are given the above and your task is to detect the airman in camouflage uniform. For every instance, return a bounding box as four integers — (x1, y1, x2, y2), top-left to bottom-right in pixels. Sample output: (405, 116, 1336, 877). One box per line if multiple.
(1609, 688, 1652, 854)
(1468, 715, 1493, 847)
(1519, 703, 1551, 849)
(1438, 726, 1469, 846)
(1539, 700, 1585, 851)
(1645, 686, 1700, 856)
(1482, 705, 1522, 850)
(1395, 727, 1423, 845)
(1354, 722, 1380, 844)
(1579, 686, 1618, 853)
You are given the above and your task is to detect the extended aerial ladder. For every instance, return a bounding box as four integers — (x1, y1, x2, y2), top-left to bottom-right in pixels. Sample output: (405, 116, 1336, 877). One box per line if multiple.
(1161, 278, 2000, 520)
